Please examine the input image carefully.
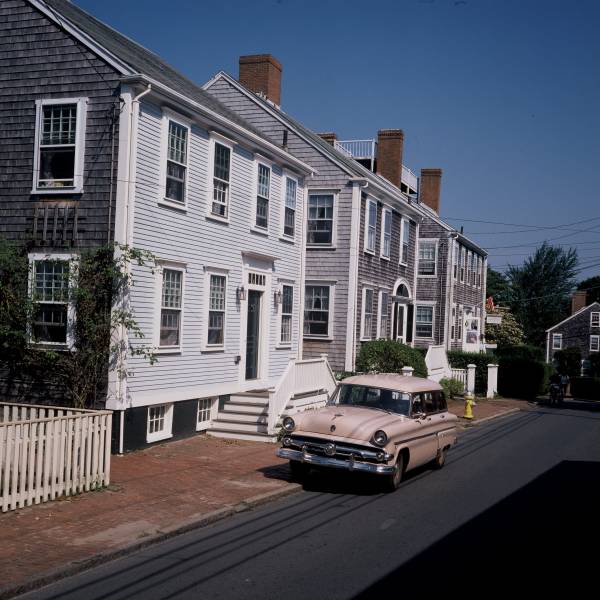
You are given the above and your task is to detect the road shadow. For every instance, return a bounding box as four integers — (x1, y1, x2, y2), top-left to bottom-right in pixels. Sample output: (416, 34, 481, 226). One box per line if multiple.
(352, 460, 600, 596)
(531, 398, 600, 416)
(259, 461, 433, 496)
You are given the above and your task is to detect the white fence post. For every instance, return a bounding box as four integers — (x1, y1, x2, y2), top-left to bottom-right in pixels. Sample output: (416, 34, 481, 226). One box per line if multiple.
(402, 366, 414, 377)
(466, 364, 476, 395)
(487, 364, 498, 399)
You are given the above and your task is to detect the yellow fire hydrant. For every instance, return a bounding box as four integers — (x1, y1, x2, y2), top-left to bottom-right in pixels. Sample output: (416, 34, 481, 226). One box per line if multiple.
(463, 395, 474, 420)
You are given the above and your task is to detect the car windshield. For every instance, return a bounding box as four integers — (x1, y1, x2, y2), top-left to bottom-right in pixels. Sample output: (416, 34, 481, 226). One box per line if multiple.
(333, 384, 411, 416)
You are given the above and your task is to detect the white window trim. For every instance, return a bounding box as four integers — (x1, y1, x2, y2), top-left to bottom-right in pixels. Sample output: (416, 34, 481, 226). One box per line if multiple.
(280, 171, 299, 243)
(399, 217, 410, 266)
(158, 109, 191, 210)
(251, 155, 272, 234)
(203, 267, 229, 351)
(146, 403, 173, 444)
(28, 252, 78, 349)
(591, 312, 600, 328)
(415, 302, 436, 340)
(417, 238, 438, 278)
(376, 289, 390, 339)
(154, 261, 186, 354)
(552, 333, 563, 350)
(32, 97, 87, 195)
(206, 134, 235, 224)
(196, 397, 217, 432)
(364, 197, 377, 255)
(304, 280, 335, 340)
(380, 207, 392, 260)
(590, 335, 600, 352)
(360, 287, 375, 341)
(306, 190, 338, 249)
(276, 281, 295, 348)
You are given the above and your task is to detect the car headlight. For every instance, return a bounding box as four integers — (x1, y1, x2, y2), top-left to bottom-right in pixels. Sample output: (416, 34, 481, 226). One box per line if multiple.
(282, 417, 295, 432)
(372, 430, 388, 447)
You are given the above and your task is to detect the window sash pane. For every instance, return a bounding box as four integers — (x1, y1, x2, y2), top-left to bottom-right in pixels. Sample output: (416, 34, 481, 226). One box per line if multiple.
(416, 306, 433, 338)
(162, 270, 182, 309)
(42, 104, 77, 146)
(307, 195, 333, 245)
(257, 164, 270, 199)
(304, 286, 330, 336)
(284, 207, 295, 237)
(214, 143, 230, 182)
(168, 121, 188, 165)
(160, 309, 180, 346)
(256, 196, 269, 228)
(285, 178, 297, 209)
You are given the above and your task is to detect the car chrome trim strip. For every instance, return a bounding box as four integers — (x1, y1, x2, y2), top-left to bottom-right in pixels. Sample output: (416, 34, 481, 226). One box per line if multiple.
(277, 448, 397, 475)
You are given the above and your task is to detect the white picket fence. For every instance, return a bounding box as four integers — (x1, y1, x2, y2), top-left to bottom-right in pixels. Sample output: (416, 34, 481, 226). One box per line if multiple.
(451, 368, 467, 391)
(0, 403, 112, 513)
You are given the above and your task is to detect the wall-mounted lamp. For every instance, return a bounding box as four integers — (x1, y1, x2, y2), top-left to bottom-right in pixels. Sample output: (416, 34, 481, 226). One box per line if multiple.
(274, 290, 282, 306)
(236, 286, 246, 302)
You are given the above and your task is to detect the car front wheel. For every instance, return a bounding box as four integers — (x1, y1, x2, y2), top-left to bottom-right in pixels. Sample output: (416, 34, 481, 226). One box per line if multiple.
(383, 453, 404, 492)
(432, 447, 447, 470)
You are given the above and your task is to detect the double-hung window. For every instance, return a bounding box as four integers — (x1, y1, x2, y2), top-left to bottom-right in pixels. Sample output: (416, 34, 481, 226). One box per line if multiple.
(453, 242, 459, 279)
(307, 194, 334, 245)
(212, 142, 231, 218)
(160, 268, 183, 348)
(304, 285, 330, 337)
(34, 99, 86, 192)
(255, 163, 270, 229)
(552, 333, 563, 350)
(208, 274, 227, 346)
(451, 305, 457, 340)
(460, 247, 466, 283)
(280, 285, 293, 344)
(591, 312, 600, 328)
(591, 335, 600, 352)
(381, 208, 392, 259)
(400, 218, 410, 265)
(362, 288, 374, 340)
(165, 120, 188, 204)
(418, 241, 437, 276)
(283, 177, 297, 238)
(365, 199, 377, 253)
(30, 257, 73, 345)
(477, 256, 482, 287)
(378, 291, 390, 339)
(416, 305, 434, 338)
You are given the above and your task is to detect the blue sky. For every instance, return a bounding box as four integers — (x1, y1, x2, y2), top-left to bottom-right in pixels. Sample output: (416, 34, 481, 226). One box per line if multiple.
(77, 0, 600, 279)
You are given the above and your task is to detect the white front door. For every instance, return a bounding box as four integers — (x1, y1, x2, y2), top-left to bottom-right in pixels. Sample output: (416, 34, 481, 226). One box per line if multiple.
(393, 303, 406, 342)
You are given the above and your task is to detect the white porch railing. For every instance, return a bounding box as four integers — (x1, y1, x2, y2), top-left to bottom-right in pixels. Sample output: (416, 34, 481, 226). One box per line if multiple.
(0, 403, 112, 513)
(402, 164, 418, 192)
(267, 355, 337, 434)
(334, 139, 376, 160)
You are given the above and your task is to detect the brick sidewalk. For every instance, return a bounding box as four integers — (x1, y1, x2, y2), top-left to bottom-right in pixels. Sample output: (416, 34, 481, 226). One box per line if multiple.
(447, 397, 528, 424)
(0, 398, 524, 597)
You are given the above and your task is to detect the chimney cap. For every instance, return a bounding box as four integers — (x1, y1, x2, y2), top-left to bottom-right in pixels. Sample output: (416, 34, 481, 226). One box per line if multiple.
(377, 128, 404, 139)
(420, 168, 443, 176)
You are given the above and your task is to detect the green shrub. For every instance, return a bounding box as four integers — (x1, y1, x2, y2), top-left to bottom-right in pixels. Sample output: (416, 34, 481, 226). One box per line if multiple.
(356, 340, 428, 378)
(447, 351, 492, 394)
(589, 354, 600, 378)
(440, 377, 464, 400)
(570, 377, 600, 400)
(498, 357, 551, 399)
(494, 344, 544, 362)
(553, 347, 582, 377)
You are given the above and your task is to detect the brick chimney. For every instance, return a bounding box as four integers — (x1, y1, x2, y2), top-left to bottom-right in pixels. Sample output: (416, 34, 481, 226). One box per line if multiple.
(419, 168, 443, 214)
(239, 54, 282, 107)
(376, 129, 404, 187)
(571, 290, 587, 314)
(318, 132, 337, 146)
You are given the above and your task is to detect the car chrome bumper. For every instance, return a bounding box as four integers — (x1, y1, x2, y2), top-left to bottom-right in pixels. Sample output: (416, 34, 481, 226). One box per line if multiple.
(277, 448, 396, 475)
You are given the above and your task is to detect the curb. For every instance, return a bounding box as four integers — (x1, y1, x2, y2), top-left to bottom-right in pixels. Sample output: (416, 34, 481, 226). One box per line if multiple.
(458, 407, 522, 428)
(0, 482, 302, 600)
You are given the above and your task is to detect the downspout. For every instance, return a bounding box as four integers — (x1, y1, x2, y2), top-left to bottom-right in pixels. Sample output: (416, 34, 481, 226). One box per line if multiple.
(116, 83, 151, 454)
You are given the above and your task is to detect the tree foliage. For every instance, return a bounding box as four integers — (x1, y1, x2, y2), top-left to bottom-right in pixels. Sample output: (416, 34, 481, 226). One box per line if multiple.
(486, 267, 510, 304)
(506, 243, 578, 348)
(484, 309, 525, 348)
(0, 239, 155, 408)
(577, 276, 600, 305)
(356, 340, 428, 378)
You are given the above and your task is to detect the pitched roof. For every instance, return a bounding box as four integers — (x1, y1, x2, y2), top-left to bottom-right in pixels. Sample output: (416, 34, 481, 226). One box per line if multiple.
(36, 0, 264, 135)
(546, 301, 600, 332)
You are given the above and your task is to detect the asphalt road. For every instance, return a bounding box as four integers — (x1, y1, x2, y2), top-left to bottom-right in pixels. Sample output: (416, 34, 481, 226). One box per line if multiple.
(21, 402, 600, 599)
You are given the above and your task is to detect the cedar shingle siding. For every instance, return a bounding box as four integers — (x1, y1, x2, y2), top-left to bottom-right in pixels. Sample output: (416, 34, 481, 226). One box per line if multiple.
(547, 303, 600, 363)
(0, 0, 120, 248)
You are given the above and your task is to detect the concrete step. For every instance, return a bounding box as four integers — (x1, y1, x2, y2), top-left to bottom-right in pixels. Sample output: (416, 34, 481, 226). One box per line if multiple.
(221, 403, 268, 416)
(207, 428, 277, 443)
(216, 411, 268, 424)
(211, 419, 270, 434)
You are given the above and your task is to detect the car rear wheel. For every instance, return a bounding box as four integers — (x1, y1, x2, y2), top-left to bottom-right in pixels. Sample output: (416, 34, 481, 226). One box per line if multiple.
(383, 453, 404, 492)
(289, 460, 309, 480)
(432, 447, 447, 470)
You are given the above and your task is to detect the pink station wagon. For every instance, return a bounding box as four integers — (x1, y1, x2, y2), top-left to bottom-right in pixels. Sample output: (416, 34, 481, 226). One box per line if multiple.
(277, 374, 458, 491)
